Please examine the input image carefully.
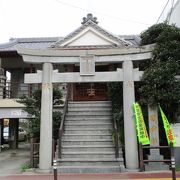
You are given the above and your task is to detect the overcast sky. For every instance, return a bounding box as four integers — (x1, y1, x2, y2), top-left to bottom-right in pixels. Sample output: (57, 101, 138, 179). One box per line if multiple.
(0, 0, 173, 43)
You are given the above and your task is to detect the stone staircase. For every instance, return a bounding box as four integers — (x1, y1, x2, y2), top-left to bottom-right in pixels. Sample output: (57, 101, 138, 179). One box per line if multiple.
(57, 101, 125, 173)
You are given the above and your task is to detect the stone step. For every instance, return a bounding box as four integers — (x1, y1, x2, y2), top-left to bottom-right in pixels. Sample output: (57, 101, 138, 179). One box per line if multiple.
(66, 115, 112, 119)
(63, 132, 112, 135)
(67, 105, 111, 109)
(62, 134, 112, 140)
(69, 101, 111, 104)
(61, 152, 116, 159)
(64, 127, 113, 131)
(68, 101, 111, 106)
(68, 107, 111, 111)
(65, 122, 112, 126)
(65, 122, 112, 125)
(58, 158, 123, 162)
(65, 123, 112, 129)
(68, 109, 112, 112)
(58, 159, 124, 166)
(67, 111, 112, 116)
(56, 165, 123, 173)
(56, 100, 125, 173)
(57, 158, 124, 167)
(62, 140, 114, 146)
(66, 119, 111, 124)
(64, 129, 112, 135)
(62, 144, 114, 148)
(58, 161, 121, 166)
(61, 147, 122, 153)
(66, 116, 112, 121)
(66, 117, 112, 121)
(61, 144, 123, 153)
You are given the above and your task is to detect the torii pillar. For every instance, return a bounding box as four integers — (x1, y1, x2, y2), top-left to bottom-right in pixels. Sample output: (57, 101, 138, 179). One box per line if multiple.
(39, 63, 53, 171)
(123, 60, 139, 170)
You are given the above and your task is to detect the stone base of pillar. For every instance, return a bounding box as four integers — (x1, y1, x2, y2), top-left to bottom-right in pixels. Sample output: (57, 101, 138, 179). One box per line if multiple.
(175, 147, 180, 166)
(125, 168, 140, 172)
(36, 168, 52, 173)
(0, 121, 2, 152)
(145, 154, 169, 171)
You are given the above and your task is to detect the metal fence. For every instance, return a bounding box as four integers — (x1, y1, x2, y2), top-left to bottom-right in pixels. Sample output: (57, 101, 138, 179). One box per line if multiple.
(0, 82, 40, 98)
(139, 143, 176, 180)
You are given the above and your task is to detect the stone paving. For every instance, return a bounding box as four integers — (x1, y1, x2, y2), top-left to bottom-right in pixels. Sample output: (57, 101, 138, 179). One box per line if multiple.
(0, 143, 29, 175)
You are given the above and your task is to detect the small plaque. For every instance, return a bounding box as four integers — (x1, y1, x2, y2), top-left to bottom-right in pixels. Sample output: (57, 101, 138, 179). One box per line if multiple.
(11, 110, 21, 116)
(80, 55, 95, 76)
(87, 88, 95, 96)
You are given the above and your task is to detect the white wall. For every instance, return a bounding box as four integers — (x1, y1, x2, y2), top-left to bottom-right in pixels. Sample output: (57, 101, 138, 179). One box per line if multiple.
(157, 0, 180, 27)
(168, 0, 180, 27)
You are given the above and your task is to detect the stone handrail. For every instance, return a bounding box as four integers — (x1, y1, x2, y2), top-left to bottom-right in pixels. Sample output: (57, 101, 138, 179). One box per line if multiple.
(113, 115, 119, 158)
(58, 85, 69, 158)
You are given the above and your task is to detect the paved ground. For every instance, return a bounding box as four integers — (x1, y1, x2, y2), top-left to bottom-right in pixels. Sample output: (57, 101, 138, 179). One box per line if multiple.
(0, 172, 180, 180)
(0, 143, 30, 175)
(0, 144, 180, 180)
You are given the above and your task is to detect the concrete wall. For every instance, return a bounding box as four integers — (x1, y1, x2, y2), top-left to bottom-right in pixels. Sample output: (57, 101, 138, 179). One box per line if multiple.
(171, 123, 180, 166)
(169, 0, 180, 27)
(157, 0, 180, 27)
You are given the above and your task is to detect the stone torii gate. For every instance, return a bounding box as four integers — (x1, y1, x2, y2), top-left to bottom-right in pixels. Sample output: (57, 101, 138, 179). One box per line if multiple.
(18, 45, 153, 171)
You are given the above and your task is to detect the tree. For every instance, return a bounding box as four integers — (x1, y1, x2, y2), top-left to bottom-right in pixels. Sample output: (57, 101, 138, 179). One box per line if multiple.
(17, 89, 63, 140)
(108, 82, 124, 143)
(139, 23, 180, 122)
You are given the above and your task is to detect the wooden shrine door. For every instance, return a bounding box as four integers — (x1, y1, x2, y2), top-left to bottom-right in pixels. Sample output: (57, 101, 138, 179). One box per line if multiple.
(73, 83, 108, 101)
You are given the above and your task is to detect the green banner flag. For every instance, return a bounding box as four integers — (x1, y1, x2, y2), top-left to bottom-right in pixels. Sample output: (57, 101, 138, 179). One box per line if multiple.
(133, 102, 150, 145)
(159, 105, 176, 146)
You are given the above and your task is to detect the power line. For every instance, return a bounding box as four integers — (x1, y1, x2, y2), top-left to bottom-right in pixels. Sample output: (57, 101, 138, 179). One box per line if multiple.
(156, 0, 170, 23)
(54, 0, 150, 25)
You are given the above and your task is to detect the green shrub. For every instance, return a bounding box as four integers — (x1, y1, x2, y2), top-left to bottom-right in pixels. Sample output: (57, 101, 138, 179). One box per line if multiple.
(21, 163, 30, 172)
(17, 89, 62, 140)
(139, 23, 180, 123)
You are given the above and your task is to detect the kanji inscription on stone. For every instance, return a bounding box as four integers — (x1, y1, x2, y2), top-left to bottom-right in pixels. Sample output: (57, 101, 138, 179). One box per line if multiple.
(80, 55, 95, 76)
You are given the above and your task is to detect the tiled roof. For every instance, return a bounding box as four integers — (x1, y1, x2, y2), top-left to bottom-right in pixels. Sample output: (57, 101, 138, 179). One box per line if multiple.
(0, 35, 140, 52)
(0, 14, 141, 53)
(118, 35, 141, 47)
(0, 37, 61, 52)
(51, 20, 132, 48)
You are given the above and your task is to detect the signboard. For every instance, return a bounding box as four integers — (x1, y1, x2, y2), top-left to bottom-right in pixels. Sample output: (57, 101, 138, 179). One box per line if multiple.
(80, 55, 95, 76)
(170, 123, 180, 147)
(159, 105, 176, 146)
(3, 119, 9, 126)
(11, 110, 22, 116)
(0, 108, 28, 119)
(133, 102, 150, 145)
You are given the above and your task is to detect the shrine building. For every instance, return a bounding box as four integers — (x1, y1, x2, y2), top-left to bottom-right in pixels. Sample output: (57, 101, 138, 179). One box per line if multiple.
(0, 14, 155, 172)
